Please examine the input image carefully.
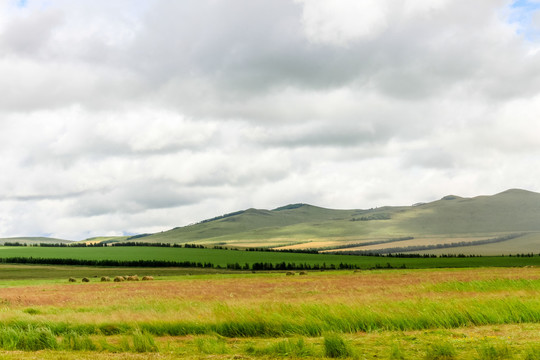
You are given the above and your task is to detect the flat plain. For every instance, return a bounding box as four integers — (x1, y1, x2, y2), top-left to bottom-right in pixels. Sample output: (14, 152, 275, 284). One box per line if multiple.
(0, 246, 539, 269)
(0, 264, 537, 359)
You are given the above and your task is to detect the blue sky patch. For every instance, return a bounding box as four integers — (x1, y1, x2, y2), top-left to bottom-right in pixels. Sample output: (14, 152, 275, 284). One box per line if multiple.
(509, 0, 540, 41)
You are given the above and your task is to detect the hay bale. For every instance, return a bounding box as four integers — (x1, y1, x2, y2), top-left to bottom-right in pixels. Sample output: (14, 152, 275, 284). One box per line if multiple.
(101, 276, 111, 282)
(127, 275, 139, 281)
(299, 271, 307, 275)
(141, 276, 154, 281)
(114, 276, 125, 282)
(82, 277, 90, 283)
(68, 277, 76, 283)
(286, 271, 295, 276)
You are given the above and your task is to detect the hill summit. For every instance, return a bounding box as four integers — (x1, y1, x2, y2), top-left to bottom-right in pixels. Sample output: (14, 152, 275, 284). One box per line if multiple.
(105, 188, 540, 255)
(5, 189, 540, 255)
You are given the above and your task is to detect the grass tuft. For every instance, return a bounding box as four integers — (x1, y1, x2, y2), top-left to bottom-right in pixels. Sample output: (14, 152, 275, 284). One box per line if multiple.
(476, 341, 512, 360)
(267, 338, 316, 357)
(244, 337, 317, 357)
(523, 345, 540, 360)
(0, 326, 58, 351)
(131, 330, 158, 353)
(194, 336, 229, 354)
(389, 342, 406, 360)
(61, 331, 97, 351)
(22, 308, 41, 315)
(324, 333, 355, 358)
(425, 341, 457, 360)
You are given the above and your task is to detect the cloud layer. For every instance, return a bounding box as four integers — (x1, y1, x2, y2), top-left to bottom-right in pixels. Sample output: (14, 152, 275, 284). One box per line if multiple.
(1, 0, 540, 239)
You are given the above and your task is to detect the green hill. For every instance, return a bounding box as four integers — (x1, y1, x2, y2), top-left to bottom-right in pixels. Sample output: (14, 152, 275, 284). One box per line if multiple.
(107, 189, 540, 254)
(0, 237, 72, 245)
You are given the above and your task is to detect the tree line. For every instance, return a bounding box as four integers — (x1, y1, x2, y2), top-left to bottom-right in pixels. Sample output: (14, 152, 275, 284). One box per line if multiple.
(333, 233, 525, 255)
(0, 256, 379, 270)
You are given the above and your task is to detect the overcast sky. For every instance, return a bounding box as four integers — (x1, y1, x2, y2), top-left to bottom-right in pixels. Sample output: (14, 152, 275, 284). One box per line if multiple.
(1, 0, 540, 240)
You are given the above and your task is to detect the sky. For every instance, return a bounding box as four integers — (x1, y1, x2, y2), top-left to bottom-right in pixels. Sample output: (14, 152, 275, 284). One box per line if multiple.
(1, 0, 540, 240)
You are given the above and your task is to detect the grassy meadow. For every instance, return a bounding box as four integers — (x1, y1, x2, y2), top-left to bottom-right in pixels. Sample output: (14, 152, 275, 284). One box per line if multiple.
(113, 189, 540, 255)
(0, 265, 536, 358)
(0, 246, 539, 269)
(0, 189, 538, 358)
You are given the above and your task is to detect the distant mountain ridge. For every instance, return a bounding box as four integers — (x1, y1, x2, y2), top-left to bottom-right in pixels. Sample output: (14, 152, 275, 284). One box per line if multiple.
(103, 188, 540, 255)
(0, 237, 72, 245)
(3, 189, 540, 255)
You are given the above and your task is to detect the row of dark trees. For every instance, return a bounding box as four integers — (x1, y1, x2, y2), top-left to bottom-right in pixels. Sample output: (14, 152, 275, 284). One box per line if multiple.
(334, 233, 525, 255)
(0, 256, 391, 270)
(316, 237, 415, 252)
(3, 242, 206, 248)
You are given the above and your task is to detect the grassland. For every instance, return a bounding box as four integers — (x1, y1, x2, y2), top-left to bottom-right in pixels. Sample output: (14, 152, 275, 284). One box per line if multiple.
(80, 189, 540, 256)
(4, 189, 540, 256)
(0, 265, 537, 359)
(0, 246, 539, 269)
(0, 237, 72, 245)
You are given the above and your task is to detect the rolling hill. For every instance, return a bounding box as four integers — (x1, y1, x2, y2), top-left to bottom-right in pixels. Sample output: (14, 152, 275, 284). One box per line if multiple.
(6, 189, 540, 255)
(0, 237, 72, 245)
(102, 188, 540, 255)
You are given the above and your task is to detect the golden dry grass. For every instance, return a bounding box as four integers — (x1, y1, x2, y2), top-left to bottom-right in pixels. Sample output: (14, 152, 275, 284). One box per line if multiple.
(0, 267, 537, 308)
(0, 267, 535, 328)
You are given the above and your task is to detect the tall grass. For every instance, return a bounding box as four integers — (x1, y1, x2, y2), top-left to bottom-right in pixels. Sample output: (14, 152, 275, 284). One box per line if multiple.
(323, 333, 355, 358)
(2, 297, 537, 338)
(61, 331, 97, 351)
(430, 279, 540, 292)
(131, 330, 158, 353)
(0, 326, 57, 351)
(194, 336, 229, 355)
(97, 331, 158, 353)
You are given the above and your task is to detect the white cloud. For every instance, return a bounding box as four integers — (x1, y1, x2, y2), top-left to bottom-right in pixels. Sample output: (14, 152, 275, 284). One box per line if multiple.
(0, 0, 539, 239)
(295, 0, 389, 45)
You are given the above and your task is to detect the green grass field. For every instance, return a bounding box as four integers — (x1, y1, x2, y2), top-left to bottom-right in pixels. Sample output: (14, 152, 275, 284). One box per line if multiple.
(0, 246, 538, 269)
(0, 266, 536, 359)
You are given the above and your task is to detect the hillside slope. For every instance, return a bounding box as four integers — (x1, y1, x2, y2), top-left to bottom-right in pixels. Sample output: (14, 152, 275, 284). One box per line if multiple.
(114, 189, 540, 254)
(0, 237, 72, 245)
